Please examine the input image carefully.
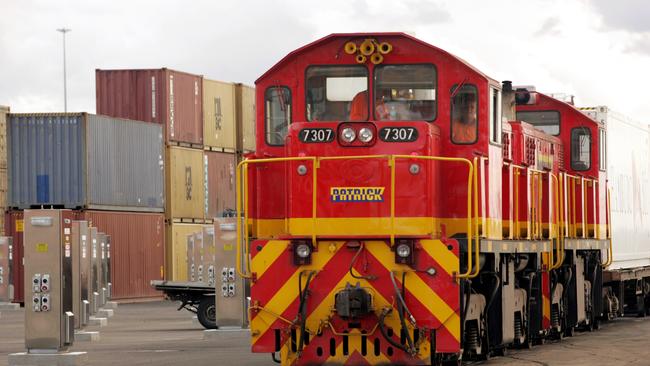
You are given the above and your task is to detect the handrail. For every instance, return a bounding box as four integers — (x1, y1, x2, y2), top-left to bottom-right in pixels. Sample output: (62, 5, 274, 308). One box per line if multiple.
(549, 173, 563, 270)
(602, 187, 613, 268)
(470, 157, 480, 278)
(235, 154, 476, 279)
(235, 156, 317, 279)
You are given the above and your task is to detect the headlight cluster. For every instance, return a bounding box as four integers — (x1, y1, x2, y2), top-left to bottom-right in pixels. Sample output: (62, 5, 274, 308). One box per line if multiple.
(394, 240, 415, 265)
(338, 123, 376, 146)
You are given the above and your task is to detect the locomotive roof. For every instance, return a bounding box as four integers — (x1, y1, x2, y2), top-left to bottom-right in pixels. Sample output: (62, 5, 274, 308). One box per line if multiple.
(255, 32, 498, 85)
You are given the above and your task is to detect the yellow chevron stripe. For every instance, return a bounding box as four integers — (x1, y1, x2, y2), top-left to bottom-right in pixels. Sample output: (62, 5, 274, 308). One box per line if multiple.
(419, 239, 459, 277)
(251, 240, 345, 347)
(250, 241, 287, 279)
(365, 244, 461, 342)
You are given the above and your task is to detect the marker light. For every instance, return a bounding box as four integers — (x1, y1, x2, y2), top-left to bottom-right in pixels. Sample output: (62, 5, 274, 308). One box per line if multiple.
(340, 128, 356, 143)
(359, 127, 374, 143)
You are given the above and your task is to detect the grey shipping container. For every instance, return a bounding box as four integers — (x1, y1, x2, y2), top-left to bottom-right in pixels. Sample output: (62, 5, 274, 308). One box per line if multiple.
(8, 113, 164, 211)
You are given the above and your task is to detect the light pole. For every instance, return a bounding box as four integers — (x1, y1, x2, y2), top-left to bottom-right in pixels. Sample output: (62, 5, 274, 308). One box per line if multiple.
(56, 28, 71, 113)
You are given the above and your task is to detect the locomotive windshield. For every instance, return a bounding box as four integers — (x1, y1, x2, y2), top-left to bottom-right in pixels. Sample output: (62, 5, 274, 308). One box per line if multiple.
(516, 110, 560, 135)
(374, 64, 436, 121)
(305, 66, 368, 121)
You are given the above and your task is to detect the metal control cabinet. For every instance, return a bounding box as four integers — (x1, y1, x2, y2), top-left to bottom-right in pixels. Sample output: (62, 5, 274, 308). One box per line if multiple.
(214, 218, 247, 328)
(0, 237, 14, 302)
(72, 221, 91, 327)
(89, 227, 100, 314)
(194, 232, 204, 284)
(203, 226, 216, 287)
(24, 210, 75, 352)
(96, 233, 107, 307)
(105, 235, 111, 299)
(187, 234, 195, 282)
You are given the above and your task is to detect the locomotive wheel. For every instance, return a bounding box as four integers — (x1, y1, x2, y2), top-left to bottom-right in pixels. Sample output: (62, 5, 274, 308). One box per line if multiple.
(197, 296, 218, 329)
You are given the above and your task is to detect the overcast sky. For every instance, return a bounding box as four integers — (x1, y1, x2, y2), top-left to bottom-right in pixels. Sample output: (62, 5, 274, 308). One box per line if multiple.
(1, 0, 649, 122)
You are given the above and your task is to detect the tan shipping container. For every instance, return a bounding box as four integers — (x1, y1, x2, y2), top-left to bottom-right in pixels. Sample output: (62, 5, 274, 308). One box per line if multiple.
(165, 222, 203, 281)
(0, 105, 8, 169)
(235, 84, 256, 152)
(204, 151, 237, 219)
(203, 79, 236, 151)
(165, 146, 205, 220)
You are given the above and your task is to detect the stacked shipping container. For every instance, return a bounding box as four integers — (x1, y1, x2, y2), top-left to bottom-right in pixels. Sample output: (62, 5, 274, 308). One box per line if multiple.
(0, 106, 8, 234)
(5, 113, 166, 302)
(96, 71, 251, 281)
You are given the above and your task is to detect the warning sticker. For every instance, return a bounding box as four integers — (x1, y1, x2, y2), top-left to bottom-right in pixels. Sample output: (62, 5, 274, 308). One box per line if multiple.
(36, 243, 48, 253)
(16, 220, 24, 232)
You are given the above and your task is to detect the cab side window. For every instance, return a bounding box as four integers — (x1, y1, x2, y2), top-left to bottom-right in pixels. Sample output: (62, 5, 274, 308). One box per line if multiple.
(265, 86, 291, 146)
(451, 84, 478, 144)
(571, 127, 591, 171)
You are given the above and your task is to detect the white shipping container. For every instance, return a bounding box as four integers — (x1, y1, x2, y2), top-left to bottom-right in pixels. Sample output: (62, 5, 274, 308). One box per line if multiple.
(581, 106, 650, 269)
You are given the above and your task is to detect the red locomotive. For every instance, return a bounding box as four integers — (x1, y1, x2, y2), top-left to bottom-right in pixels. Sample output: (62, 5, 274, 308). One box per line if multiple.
(235, 32, 641, 365)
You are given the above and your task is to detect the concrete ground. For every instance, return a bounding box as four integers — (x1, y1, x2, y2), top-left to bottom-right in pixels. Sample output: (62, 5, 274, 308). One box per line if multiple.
(1, 301, 649, 365)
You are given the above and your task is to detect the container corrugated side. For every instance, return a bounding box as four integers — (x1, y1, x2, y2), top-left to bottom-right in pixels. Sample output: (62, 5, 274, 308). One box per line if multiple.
(165, 146, 205, 219)
(86, 114, 164, 211)
(7, 113, 164, 211)
(96, 68, 204, 146)
(204, 151, 236, 219)
(239, 84, 256, 152)
(203, 79, 236, 150)
(8, 113, 85, 208)
(82, 210, 165, 299)
(0, 106, 8, 169)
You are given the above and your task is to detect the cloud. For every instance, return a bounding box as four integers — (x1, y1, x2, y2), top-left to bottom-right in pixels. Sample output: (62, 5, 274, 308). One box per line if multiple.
(534, 17, 562, 37)
(590, 0, 650, 33)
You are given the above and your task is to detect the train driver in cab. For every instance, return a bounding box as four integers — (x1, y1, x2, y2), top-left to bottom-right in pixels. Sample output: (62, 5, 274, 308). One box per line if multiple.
(451, 85, 478, 143)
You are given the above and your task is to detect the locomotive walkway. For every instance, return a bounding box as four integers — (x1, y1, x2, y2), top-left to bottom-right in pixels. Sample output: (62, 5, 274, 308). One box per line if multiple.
(0, 301, 648, 365)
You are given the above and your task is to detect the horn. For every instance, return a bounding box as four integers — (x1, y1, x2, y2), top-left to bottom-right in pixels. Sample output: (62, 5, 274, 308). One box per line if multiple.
(370, 53, 384, 65)
(356, 54, 367, 64)
(344, 42, 357, 55)
(359, 39, 375, 56)
(378, 42, 393, 54)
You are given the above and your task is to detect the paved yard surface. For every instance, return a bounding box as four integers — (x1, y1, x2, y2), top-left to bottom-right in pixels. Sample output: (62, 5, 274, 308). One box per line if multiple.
(1, 301, 649, 365)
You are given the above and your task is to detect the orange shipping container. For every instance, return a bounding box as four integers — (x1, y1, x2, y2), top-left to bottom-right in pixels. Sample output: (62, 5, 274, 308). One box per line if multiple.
(81, 211, 165, 300)
(204, 151, 236, 219)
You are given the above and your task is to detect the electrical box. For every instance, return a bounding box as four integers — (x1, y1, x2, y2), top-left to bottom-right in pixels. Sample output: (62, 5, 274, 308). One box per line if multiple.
(72, 221, 91, 328)
(101, 235, 111, 301)
(203, 225, 216, 287)
(214, 218, 247, 328)
(89, 227, 100, 314)
(24, 209, 75, 352)
(105, 235, 112, 300)
(194, 231, 205, 284)
(96, 232, 107, 308)
(187, 234, 195, 282)
(0, 236, 14, 302)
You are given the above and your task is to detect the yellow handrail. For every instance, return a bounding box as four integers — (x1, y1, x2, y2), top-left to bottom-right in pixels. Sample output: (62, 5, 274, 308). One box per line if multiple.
(235, 154, 476, 279)
(470, 157, 480, 278)
(235, 156, 317, 279)
(549, 172, 563, 270)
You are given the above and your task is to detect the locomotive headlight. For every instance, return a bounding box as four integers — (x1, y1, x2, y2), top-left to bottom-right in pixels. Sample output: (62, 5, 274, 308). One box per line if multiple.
(396, 244, 411, 258)
(296, 244, 311, 258)
(358, 127, 374, 143)
(394, 240, 415, 265)
(340, 127, 356, 143)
